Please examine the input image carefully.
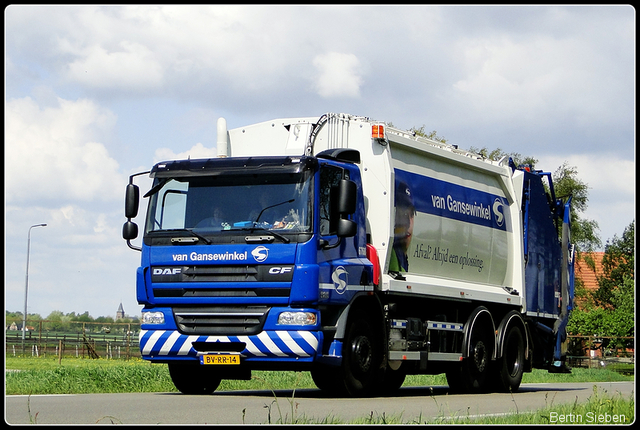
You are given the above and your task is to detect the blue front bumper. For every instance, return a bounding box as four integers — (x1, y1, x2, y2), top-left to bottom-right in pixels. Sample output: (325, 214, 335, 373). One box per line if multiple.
(139, 329, 321, 362)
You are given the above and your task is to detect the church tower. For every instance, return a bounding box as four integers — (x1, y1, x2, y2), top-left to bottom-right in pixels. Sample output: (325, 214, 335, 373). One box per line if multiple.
(116, 302, 125, 320)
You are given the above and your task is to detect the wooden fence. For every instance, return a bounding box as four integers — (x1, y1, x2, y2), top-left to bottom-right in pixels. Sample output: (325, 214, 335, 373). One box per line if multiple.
(5, 320, 141, 360)
(5, 322, 635, 373)
(567, 335, 635, 374)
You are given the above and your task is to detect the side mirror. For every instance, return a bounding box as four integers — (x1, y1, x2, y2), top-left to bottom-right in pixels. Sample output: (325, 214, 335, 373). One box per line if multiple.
(322, 177, 358, 249)
(335, 179, 357, 238)
(122, 171, 149, 252)
(336, 179, 357, 214)
(125, 184, 140, 219)
(337, 218, 357, 238)
(122, 221, 138, 240)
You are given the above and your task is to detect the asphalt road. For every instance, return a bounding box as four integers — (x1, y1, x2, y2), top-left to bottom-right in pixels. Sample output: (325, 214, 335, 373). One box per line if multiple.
(5, 381, 634, 424)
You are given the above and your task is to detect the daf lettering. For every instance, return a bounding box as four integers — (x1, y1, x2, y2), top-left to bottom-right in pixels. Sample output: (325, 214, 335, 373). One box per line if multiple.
(153, 268, 181, 276)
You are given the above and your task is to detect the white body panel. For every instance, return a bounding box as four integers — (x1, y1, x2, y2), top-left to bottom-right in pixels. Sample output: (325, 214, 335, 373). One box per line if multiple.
(221, 113, 526, 309)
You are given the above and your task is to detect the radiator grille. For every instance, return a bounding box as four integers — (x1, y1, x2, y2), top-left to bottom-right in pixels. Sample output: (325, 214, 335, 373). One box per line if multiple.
(173, 306, 270, 335)
(154, 287, 289, 298)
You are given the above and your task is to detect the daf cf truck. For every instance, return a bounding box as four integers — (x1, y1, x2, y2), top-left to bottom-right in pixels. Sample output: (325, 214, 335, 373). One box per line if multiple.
(123, 113, 574, 396)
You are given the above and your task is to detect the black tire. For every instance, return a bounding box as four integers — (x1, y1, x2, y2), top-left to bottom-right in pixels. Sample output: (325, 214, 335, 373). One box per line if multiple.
(168, 362, 222, 395)
(445, 365, 466, 393)
(378, 363, 406, 395)
(446, 317, 494, 394)
(341, 311, 382, 396)
(311, 363, 344, 395)
(494, 325, 525, 392)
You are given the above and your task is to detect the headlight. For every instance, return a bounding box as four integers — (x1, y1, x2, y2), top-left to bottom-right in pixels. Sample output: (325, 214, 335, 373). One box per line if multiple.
(142, 311, 165, 325)
(277, 311, 317, 326)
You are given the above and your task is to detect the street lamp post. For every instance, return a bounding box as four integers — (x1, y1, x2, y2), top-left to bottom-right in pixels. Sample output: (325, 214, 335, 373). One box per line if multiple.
(22, 223, 47, 352)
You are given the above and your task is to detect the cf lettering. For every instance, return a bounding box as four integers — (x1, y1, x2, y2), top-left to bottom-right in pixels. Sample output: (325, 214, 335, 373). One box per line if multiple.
(269, 267, 292, 275)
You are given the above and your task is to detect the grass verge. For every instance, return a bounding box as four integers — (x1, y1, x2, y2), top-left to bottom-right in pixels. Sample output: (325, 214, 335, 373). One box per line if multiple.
(5, 355, 632, 395)
(5, 356, 634, 424)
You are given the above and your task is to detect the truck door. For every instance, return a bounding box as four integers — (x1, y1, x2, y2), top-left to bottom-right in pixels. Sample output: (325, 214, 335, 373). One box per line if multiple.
(317, 162, 371, 304)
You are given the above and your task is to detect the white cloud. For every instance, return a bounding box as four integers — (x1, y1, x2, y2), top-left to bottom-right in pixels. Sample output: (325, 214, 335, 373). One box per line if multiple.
(153, 142, 218, 163)
(537, 153, 635, 198)
(5, 96, 124, 205)
(312, 52, 364, 98)
(537, 153, 635, 244)
(66, 41, 164, 91)
(449, 27, 632, 130)
(4, 202, 141, 319)
(35, 6, 298, 97)
(452, 36, 569, 121)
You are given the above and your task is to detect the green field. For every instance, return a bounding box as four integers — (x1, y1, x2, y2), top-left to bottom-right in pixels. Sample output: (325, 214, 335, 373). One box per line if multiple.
(5, 356, 634, 424)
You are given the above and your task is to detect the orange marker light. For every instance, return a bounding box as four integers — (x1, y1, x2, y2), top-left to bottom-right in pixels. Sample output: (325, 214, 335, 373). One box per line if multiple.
(372, 124, 385, 139)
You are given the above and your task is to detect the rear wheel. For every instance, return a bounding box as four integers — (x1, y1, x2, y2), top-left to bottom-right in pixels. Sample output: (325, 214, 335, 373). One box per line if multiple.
(377, 362, 406, 395)
(446, 314, 494, 393)
(494, 325, 525, 392)
(168, 362, 222, 395)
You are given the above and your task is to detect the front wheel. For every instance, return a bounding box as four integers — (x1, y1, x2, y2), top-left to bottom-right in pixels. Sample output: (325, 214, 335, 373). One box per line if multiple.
(311, 363, 344, 394)
(341, 311, 382, 396)
(168, 362, 222, 395)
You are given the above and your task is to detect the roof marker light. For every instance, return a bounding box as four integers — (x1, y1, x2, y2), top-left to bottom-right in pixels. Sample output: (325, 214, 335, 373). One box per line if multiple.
(372, 124, 385, 139)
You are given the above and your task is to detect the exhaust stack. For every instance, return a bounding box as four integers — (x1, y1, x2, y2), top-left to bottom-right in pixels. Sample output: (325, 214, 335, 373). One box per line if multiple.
(217, 117, 228, 158)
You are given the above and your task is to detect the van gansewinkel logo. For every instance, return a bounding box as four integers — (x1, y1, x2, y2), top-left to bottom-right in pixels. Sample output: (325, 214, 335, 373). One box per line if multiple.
(251, 246, 269, 262)
(492, 198, 505, 228)
(331, 266, 348, 294)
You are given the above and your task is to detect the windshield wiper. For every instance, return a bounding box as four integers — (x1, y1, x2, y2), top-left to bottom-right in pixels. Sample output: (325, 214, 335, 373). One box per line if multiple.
(161, 228, 212, 244)
(143, 178, 169, 198)
(255, 199, 295, 223)
(244, 226, 291, 244)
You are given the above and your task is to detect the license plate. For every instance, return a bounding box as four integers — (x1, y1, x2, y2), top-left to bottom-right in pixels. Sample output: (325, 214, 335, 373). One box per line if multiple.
(200, 354, 240, 365)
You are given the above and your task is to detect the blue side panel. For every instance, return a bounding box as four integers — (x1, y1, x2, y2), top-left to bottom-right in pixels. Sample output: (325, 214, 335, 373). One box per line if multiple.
(394, 169, 509, 231)
(523, 172, 562, 316)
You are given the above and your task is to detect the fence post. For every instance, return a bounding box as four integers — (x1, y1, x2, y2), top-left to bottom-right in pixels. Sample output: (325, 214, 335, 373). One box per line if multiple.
(38, 320, 43, 356)
(58, 340, 63, 365)
(126, 323, 131, 360)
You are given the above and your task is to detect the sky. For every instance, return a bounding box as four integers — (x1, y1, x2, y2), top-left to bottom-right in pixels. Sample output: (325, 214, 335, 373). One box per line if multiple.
(4, 5, 635, 319)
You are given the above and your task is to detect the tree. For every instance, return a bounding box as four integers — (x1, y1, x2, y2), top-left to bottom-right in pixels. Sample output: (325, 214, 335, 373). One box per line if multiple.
(593, 220, 634, 308)
(6, 310, 43, 326)
(551, 162, 601, 252)
(467, 146, 538, 169)
(75, 311, 93, 322)
(44, 310, 66, 331)
(409, 125, 448, 144)
(568, 221, 635, 349)
(594, 220, 635, 309)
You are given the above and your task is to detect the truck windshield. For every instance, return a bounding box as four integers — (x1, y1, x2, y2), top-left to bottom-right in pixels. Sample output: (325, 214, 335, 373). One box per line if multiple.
(144, 172, 313, 241)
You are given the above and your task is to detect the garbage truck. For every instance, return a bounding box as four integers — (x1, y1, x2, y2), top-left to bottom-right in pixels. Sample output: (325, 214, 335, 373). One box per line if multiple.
(123, 112, 575, 396)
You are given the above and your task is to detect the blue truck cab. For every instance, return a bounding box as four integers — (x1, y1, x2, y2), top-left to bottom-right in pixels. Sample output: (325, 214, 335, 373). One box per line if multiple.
(124, 149, 376, 394)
